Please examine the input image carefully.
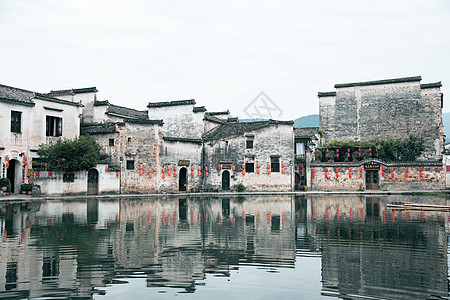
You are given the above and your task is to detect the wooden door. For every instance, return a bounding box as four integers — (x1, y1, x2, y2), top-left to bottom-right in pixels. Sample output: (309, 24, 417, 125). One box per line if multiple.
(365, 170, 379, 190)
(222, 171, 230, 190)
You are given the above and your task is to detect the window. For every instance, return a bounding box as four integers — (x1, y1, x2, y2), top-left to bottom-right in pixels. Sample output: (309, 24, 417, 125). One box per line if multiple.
(63, 172, 75, 182)
(109, 138, 115, 146)
(295, 142, 305, 157)
(246, 139, 254, 149)
(271, 156, 280, 172)
(126, 160, 135, 170)
(245, 162, 254, 173)
(46, 116, 62, 137)
(11, 111, 21, 133)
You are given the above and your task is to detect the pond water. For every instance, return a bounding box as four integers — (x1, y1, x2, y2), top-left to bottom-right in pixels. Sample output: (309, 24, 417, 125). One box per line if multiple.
(0, 195, 449, 299)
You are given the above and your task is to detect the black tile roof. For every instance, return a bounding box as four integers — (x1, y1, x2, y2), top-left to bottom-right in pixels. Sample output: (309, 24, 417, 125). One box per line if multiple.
(80, 123, 117, 135)
(317, 91, 336, 98)
(94, 100, 109, 106)
(48, 87, 98, 96)
(294, 127, 319, 138)
(420, 82, 442, 89)
(124, 119, 163, 126)
(0, 84, 81, 107)
(106, 103, 149, 120)
(193, 106, 207, 113)
(205, 110, 230, 116)
(147, 99, 196, 108)
(204, 114, 226, 124)
(204, 120, 293, 141)
(334, 76, 422, 88)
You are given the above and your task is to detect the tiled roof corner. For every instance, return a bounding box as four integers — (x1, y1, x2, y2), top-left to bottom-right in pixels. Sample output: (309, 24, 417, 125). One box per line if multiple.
(206, 110, 230, 116)
(318, 91, 336, 98)
(204, 114, 226, 124)
(80, 122, 117, 135)
(193, 106, 207, 113)
(294, 127, 320, 138)
(420, 82, 442, 89)
(106, 104, 149, 120)
(94, 100, 110, 106)
(48, 87, 98, 96)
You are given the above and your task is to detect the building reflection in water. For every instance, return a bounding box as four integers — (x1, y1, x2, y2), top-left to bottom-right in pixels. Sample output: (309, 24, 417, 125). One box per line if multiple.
(0, 195, 448, 299)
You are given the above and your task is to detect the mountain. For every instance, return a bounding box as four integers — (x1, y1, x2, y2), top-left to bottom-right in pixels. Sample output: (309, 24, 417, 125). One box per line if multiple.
(294, 114, 319, 128)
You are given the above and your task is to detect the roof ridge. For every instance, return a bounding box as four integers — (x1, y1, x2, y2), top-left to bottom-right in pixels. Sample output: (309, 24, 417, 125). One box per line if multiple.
(0, 83, 34, 95)
(334, 76, 422, 88)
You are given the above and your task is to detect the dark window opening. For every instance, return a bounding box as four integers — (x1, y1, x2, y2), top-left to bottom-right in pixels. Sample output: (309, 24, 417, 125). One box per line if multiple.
(126, 160, 135, 170)
(11, 111, 21, 133)
(127, 137, 132, 143)
(63, 172, 75, 182)
(46, 116, 62, 137)
(246, 140, 254, 149)
(109, 138, 115, 146)
(245, 163, 254, 173)
(271, 156, 280, 172)
(5, 262, 17, 290)
(42, 257, 59, 280)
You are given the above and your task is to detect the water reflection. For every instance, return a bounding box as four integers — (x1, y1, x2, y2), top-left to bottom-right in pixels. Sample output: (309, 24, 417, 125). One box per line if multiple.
(0, 195, 449, 299)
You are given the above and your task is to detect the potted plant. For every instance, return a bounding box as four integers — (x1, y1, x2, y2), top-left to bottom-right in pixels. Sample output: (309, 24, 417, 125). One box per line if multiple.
(0, 178, 10, 193)
(21, 183, 32, 194)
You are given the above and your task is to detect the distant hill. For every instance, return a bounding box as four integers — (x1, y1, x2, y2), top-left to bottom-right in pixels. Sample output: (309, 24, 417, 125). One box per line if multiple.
(294, 114, 319, 128)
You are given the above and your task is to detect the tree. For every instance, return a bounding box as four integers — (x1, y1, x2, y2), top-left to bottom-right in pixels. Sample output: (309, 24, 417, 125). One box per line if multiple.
(37, 136, 101, 172)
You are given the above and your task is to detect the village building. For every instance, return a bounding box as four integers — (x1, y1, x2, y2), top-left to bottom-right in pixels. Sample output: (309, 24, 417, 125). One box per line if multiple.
(293, 127, 320, 190)
(312, 76, 445, 191)
(0, 84, 82, 194)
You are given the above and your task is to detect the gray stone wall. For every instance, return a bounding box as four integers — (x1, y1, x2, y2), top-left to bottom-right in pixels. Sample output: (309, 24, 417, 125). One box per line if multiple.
(319, 79, 443, 160)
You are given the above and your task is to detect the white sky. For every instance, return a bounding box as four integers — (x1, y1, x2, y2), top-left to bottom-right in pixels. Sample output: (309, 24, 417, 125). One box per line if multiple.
(1, 0, 449, 120)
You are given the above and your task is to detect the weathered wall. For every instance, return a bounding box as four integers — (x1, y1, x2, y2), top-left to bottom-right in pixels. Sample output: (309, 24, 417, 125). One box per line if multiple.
(309, 161, 445, 191)
(204, 124, 294, 191)
(319, 78, 443, 160)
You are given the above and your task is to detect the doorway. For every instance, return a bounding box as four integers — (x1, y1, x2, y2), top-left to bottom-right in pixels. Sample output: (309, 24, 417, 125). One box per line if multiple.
(87, 169, 99, 195)
(179, 167, 187, 191)
(365, 170, 379, 190)
(222, 170, 230, 190)
(6, 159, 19, 194)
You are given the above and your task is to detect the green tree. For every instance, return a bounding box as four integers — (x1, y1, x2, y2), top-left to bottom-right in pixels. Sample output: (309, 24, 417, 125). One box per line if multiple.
(37, 136, 101, 172)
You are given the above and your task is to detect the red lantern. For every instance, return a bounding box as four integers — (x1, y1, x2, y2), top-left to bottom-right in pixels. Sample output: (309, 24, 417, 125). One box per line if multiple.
(149, 169, 152, 174)
(6, 162, 9, 168)
(336, 173, 339, 178)
(191, 172, 194, 177)
(49, 171, 52, 177)
(336, 168, 339, 173)
(232, 165, 235, 171)
(35, 171, 39, 177)
(24, 157, 27, 161)
(173, 172, 177, 177)
(391, 167, 394, 173)
(173, 166, 177, 171)
(242, 163, 245, 169)
(312, 174, 315, 179)
(140, 164, 144, 170)
(405, 173, 408, 178)
(437, 167, 441, 172)
(349, 168, 352, 172)
(191, 166, 194, 171)
(325, 168, 328, 173)
(198, 166, 201, 171)
(24, 161, 27, 166)
(349, 174, 352, 178)
(312, 168, 315, 173)
(267, 163, 270, 169)
(326, 149, 329, 153)
(391, 173, 395, 178)
(205, 172, 208, 177)
(369, 148, 372, 151)
(336, 153, 339, 158)
(198, 172, 201, 177)
(382, 166, 385, 171)
(242, 170, 245, 176)
(256, 169, 260, 174)
(162, 174, 166, 179)
(168, 171, 171, 176)
(281, 169, 285, 174)
(405, 167, 408, 172)
(382, 172, 385, 176)
(281, 162, 285, 168)
(105, 167, 108, 172)
(257, 163, 261, 168)
(204, 166, 208, 172)
(419, 173, 423, 178)
(218, 165, 222, 171)
(336, 149, 339, 152)
(6, 157, 9, 162)
(419, 167, 423, 172)
(358, 148, 361, 152)
(162, 168, 166, 173)
(169, 165, 172, 171)
(267, 170, 271, 175)
(325, 174, 328, 179)
(140, 170, 143, 176)
(149, 173, 152, 179)
(359, 173, 362, 177)
(359, 167, 362, 172)
(116, 172, 120, 177)
(359, 153, 361, 156)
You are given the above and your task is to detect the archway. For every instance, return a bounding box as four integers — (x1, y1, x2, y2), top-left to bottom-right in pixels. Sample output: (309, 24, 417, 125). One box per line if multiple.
(222, 170, 230, 190)
(6, 159, 20, 194)
(179, 167, 187, 191)
(87, 169, 99, 195)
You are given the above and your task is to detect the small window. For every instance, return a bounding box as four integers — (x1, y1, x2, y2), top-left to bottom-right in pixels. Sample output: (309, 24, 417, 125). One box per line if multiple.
(271, 156, 280, 172)
(109, 139, 115, 146)
(63, 173, 75, 182)
(11, 111, 22, 133)
(46, 116, 62, 137)
(127, 137, 132, 143)
(245, 163, 254, 173)
(246, 139, 254, 149)
(126, 160, 135, 170)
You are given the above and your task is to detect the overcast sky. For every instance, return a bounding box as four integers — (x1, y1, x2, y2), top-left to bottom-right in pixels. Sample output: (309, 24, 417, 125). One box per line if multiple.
(1, 0, 449, 120)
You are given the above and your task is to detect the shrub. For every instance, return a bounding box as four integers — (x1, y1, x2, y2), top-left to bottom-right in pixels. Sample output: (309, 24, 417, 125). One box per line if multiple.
(233, 183, 245, 192)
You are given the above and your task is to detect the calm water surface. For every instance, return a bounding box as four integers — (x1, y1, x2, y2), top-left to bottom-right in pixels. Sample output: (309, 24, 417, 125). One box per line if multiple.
(0, 195, 449, 299)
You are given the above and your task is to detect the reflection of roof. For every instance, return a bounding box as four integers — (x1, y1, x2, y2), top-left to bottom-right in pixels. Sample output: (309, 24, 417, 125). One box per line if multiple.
(0, 84, 81, 107)
(294, 127, 319, 138)
(147, 99, 196, 108)
(47, 87, 98, 96)
(80, 123, 117, 135)
(204, 120, 293, 141)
